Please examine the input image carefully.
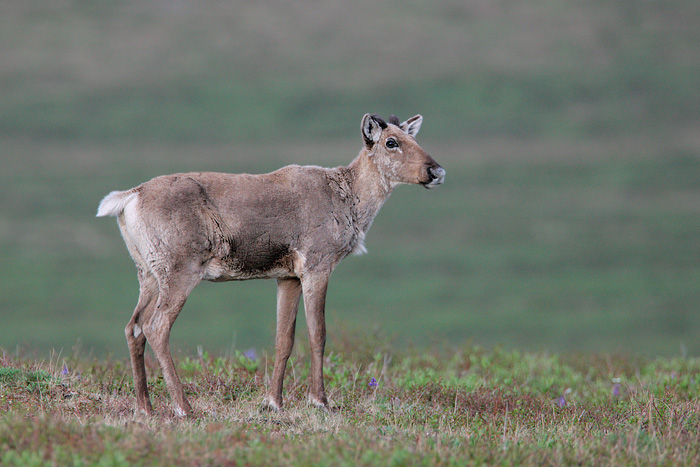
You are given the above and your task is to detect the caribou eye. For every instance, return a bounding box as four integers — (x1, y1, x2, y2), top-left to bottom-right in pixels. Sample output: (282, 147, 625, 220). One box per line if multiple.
(385, 138, 399, 149)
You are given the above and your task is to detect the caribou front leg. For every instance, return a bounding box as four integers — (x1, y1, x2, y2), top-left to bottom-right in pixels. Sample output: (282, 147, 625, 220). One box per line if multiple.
(263, 278, 302, 411)
(301, 273, 330, 410)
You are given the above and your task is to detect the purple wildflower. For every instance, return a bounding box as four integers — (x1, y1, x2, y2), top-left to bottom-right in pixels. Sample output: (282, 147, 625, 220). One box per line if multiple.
(244, 348, 258, 361)
(612, 378, 621, 397)
(61, 364, 69, 376)
(556, 388, 573, 407)
(368, 377, 378, 388)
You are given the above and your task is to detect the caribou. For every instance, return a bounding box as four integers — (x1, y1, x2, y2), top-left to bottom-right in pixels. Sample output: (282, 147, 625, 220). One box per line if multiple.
(97, 113, 445, 417)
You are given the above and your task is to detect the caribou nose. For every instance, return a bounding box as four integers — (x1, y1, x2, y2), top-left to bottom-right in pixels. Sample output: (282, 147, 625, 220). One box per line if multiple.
(425, 165, 446, 188)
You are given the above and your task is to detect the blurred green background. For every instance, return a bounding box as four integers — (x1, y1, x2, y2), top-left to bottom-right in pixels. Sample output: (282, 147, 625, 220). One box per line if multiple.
(1, 0, 699, 358)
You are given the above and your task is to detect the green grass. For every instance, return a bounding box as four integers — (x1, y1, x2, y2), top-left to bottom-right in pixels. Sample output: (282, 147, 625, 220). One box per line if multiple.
(2, 343, 700, 465)
(2, 135, 700, 357)
(2, 0, 699, 142)
(2, 0, 700, 358)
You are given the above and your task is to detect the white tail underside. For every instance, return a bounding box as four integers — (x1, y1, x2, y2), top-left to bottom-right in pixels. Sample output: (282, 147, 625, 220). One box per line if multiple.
(96, 190, 138, 217)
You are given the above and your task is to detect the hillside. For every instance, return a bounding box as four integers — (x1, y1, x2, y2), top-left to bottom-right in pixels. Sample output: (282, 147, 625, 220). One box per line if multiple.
(1, 0, 699, 357)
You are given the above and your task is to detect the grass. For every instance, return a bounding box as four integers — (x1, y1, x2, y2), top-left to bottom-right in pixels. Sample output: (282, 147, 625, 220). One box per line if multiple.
(2, 341, 700, 465)
(2, 134, 700, 358)
(2, 2, 699, 462)
(2, 0, 700, 357)
(2, 0, 699, 143)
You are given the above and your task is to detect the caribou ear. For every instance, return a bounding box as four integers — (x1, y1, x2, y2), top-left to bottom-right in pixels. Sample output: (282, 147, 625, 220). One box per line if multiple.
(400, 115, 423, 137)
(361, 113, 386, 148)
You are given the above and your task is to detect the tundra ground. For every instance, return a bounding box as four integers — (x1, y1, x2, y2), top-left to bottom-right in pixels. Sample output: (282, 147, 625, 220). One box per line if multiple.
(2, 341, 700, 466)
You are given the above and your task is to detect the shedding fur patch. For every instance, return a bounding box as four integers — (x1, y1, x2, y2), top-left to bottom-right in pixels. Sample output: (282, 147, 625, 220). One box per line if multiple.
(352, 231, 367, 255)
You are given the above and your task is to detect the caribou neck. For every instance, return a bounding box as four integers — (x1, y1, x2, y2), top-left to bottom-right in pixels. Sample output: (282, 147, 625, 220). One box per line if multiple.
(346, 151, 395, 235)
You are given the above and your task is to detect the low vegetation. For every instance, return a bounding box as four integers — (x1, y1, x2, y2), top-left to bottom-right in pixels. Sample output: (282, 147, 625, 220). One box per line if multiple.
(2, 341, 700, 465)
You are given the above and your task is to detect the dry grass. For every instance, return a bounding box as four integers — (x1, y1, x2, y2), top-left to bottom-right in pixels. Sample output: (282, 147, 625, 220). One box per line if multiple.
(2, 343, 700, 465)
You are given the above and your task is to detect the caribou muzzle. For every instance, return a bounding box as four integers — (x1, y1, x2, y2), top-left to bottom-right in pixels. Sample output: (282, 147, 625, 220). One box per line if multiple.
(423, 164, 446, 189)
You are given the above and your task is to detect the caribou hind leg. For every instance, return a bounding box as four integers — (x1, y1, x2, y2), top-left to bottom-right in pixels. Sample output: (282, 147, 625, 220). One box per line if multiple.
(140, 266, 203, 417)
(125, 270, 158, 415)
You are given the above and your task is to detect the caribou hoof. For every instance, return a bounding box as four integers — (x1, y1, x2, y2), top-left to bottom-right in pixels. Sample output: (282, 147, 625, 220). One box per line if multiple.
(260, 396, 282, 413)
